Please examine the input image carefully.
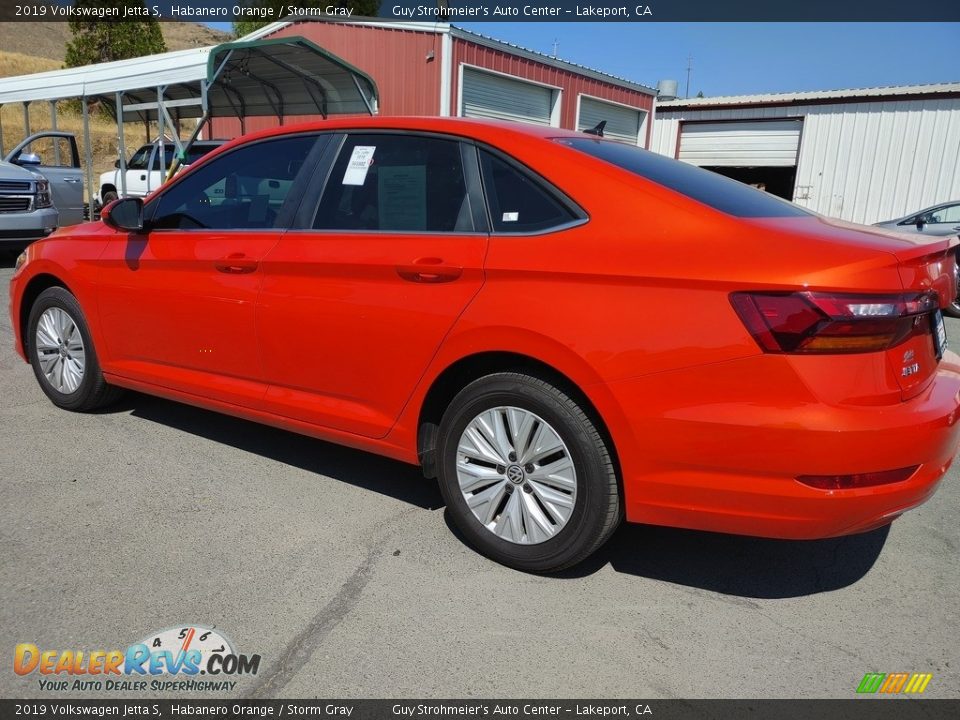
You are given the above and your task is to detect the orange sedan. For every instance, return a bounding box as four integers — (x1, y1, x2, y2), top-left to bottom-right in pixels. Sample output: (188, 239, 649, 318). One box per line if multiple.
(9, 117, 960, 571)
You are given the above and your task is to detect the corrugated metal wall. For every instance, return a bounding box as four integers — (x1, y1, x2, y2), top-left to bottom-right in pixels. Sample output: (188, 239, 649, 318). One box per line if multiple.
(211, 22, 443, 138)
(652, 97, 960, 225)
(452, 39, 654, 147)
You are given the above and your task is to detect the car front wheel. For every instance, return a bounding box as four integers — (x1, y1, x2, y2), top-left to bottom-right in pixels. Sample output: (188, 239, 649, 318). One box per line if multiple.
(27, 287, 122, 411)
(436, 372, 621, 572)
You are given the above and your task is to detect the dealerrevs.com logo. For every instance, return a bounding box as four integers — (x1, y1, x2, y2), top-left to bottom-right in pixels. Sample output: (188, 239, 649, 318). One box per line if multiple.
(14, 626, 261, 693)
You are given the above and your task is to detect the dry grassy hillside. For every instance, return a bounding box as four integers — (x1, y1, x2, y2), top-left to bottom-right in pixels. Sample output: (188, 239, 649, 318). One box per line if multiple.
(0, 21, 231, 61)
(1, 52, 155, 201)
(0, 17, 229, 202)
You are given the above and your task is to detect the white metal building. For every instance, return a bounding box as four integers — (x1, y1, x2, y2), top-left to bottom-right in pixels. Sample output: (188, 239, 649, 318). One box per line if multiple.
(652, 83, 960, 224)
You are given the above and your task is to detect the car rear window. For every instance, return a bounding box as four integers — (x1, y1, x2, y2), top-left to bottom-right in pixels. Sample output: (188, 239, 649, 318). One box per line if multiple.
(558, 137, 810, 218)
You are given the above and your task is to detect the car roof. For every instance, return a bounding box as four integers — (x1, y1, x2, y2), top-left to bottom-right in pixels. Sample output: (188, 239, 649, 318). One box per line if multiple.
(220, 116, 584, 150)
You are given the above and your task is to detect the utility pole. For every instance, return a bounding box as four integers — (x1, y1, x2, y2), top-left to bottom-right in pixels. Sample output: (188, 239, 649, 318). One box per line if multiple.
(685, 55, 692, 98)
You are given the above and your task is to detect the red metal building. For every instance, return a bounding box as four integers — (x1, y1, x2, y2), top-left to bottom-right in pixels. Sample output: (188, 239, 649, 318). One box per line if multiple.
(212, 20, 656, 147)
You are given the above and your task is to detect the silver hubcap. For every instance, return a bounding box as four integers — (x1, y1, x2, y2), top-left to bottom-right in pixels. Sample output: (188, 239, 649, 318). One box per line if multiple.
(35, 307, 85, 394)
(456, 406, 577, 545)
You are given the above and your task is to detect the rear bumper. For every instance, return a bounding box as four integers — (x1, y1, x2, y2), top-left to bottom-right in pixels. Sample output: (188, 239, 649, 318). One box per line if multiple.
(607, 352, 960, 539)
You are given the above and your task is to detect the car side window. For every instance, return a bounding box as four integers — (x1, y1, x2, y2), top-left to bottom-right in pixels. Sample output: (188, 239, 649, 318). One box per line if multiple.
(313, 134, 472, 232)
(930, 204, 960, 224)
(478, 149, 578, 233)
(16, 136, 78, 168)
(126, 147, 151, 171)
(149, 135, 319, 231)
(151, 146, 176, 172)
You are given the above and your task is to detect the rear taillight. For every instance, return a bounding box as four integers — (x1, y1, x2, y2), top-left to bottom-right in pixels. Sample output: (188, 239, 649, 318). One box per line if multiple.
(730, 291, 938, 354)
(796, 466, 919, 490)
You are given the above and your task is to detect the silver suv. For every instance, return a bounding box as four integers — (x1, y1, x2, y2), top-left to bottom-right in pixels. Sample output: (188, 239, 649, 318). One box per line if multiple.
(0, 156, 57, 251)
(1, 131, 86, 250)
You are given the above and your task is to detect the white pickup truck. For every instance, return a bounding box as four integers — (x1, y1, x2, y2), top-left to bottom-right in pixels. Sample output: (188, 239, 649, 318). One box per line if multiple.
(96, 139, 224, 207)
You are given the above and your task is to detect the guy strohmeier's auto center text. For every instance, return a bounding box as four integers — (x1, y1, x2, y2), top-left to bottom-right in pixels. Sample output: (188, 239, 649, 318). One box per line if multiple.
(393, 4, 654, 18)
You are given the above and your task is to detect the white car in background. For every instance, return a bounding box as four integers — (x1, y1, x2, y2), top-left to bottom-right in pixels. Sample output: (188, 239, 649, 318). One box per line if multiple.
(874, 200, 960, 317)
(96, 139, 225, 207)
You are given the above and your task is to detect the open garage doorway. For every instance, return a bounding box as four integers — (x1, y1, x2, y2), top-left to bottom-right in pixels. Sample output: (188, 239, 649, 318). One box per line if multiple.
(678, 119, 802, 201)
(701, 165, 798, 201)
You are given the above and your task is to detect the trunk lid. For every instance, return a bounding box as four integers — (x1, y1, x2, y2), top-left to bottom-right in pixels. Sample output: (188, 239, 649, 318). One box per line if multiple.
(747, 216, 957, 400)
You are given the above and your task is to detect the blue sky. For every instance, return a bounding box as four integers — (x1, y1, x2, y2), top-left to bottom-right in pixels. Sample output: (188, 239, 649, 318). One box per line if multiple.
(209, 21, 959, 96)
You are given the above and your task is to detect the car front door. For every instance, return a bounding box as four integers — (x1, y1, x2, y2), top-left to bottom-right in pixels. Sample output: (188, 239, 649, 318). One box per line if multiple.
(257, 132, 489, 438)
(921, 203, 960, 236)
(5, 132, 84, 226)
(95, 133, 328, 406)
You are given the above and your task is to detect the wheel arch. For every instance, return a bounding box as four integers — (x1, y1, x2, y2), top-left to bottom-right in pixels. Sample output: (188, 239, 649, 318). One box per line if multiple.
(19, 273, 74, 356)
(416, 351, 622, 493)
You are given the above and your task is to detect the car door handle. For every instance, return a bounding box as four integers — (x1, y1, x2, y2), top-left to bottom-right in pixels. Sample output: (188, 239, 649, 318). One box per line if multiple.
(140, 174, 146, 181)
(396, 258, 463, 283)
(62, 177, 83, 184)
(214, 254, 258, 274)
(953, 226, 960, 232)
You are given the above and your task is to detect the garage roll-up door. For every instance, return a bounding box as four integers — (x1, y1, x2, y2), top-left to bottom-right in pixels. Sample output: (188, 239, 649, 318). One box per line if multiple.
(461, 68, 554, 126)
(678, 120, 802, 167)
(577, 97, 643, 145)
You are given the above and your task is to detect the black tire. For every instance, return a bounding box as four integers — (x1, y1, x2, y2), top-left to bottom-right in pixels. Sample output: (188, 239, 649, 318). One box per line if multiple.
(101, 190, 118, 206)
(436, 372, 621, 572)
(27, 287, 123, 412)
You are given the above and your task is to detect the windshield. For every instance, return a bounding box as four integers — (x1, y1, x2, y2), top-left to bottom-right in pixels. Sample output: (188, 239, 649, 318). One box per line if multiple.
(558, 137, 810, 218)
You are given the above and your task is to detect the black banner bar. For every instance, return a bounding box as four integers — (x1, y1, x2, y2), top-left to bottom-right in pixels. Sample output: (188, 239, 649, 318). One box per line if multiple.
(0, 1, 959, 23)
(2, 700, 960, 720)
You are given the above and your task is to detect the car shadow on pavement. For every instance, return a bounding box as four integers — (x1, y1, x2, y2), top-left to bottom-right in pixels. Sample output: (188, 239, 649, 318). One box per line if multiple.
(441, 509, 889, 597)
(121, 392, 444, 510)
(114, 392, 888, 597)
(559, 521, 891, 598)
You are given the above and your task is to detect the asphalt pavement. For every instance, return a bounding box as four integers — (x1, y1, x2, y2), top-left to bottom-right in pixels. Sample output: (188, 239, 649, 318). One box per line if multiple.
(1, 262, 958, 699)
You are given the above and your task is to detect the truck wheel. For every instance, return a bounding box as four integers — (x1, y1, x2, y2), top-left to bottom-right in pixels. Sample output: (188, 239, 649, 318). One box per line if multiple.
(101, 190, 118, 206)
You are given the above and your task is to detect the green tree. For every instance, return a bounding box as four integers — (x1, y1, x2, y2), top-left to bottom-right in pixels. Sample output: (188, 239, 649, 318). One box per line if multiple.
(65, 0, 166, 67)
(233, 1, 382, 38)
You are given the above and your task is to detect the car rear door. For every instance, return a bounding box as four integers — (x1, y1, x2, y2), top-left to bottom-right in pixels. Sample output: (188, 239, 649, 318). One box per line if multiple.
(256, 132, 489, 438)
(95, 133, 329, 406)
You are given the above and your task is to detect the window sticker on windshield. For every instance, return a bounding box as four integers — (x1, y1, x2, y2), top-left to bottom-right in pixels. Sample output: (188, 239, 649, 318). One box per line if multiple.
(343, 146, 376, 185)
(502, 212, 519, 222)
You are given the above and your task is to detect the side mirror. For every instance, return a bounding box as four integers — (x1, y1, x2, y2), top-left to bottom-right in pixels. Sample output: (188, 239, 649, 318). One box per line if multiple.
(16, 153, 41, 166)
(114, 159, 121, 168)
(102, 196, 144, 233)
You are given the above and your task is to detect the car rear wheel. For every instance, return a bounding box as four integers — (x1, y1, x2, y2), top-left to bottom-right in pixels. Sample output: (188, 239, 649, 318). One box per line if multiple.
(27, 287, 122, 411)
(436, 372, 621, 572)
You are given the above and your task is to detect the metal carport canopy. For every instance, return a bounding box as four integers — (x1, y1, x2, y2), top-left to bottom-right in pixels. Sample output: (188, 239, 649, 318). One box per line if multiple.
(0, 35, 377, 206)
(0, 36, 379, 120)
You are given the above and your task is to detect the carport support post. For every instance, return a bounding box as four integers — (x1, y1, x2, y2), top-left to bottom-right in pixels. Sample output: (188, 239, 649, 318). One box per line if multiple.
(156, 86, 164, 182)
(115, 92, 127, 197)
(82, 97, 94, 216)
(49, 100, 60, 165)
(22, 102, 30, 138)
(0, 105, 4, 157)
